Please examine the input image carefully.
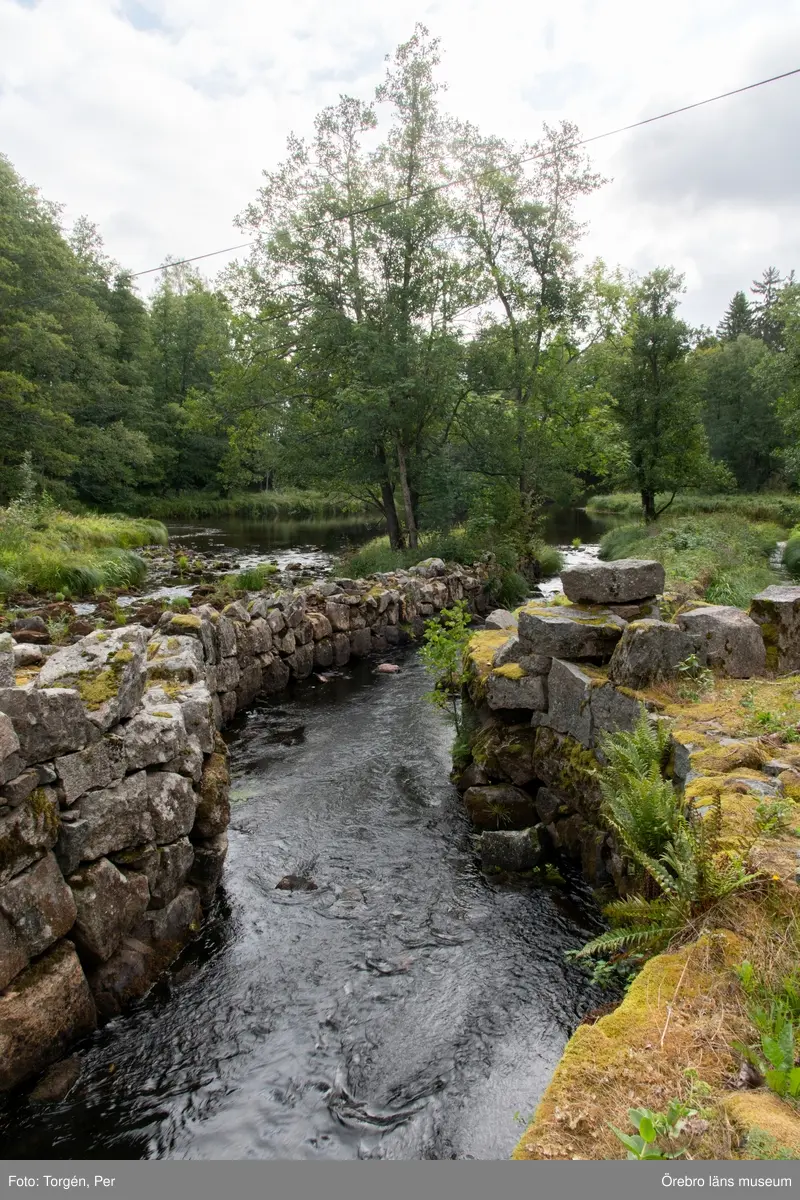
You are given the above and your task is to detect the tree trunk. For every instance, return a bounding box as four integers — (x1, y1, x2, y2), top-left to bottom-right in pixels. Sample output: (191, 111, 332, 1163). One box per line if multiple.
(375, 445, 404, 549)
(641, 489, 657, 522)
(395, 438, 419, 549)
(381, 480, 405, 550)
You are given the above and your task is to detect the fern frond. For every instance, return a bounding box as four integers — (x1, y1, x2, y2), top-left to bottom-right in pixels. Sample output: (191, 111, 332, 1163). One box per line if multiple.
(573, 921, 683, 959)
(603, 895, 673, 925)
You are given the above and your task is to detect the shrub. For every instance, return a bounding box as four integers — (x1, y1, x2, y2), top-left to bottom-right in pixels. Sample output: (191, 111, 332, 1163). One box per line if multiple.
(419, 602, 472, 734)
(232, 564, 278, 591)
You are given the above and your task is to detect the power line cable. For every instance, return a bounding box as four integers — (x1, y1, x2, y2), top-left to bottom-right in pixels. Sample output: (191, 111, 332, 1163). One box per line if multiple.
(128, 64, 800, 277)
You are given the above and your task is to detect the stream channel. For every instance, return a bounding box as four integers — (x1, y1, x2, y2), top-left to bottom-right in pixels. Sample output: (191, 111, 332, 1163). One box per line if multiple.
(0, 508, 614, 1160)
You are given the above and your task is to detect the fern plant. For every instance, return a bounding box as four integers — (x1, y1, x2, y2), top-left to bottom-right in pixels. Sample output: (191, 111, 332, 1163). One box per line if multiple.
(575, 712, 757, 960)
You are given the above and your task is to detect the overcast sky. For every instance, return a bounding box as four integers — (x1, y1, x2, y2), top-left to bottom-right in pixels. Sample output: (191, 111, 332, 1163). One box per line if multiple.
(2, 0, 799, 327)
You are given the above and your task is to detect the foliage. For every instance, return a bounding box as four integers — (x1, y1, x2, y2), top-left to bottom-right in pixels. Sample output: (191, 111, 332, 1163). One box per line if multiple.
(734, 962, 800, 1102)
(753, 798, 795, 837)
(598, 514, 780, 608)
(128, 489, 369, 521)
(609, 1101, 697, 1160)
(696, 335, 783, 491)
(594, 268, 732, 521)
(0, 33, 798, 555)
(575, 712, 757, 961)
(228, 564, 279, 591)
(419, 601, 472, 733)
(744, 1130, 799, 1160)
(676, 654, 715, 702)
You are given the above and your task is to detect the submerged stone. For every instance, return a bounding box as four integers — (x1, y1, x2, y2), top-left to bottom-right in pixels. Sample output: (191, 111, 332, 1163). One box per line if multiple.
(479, 827, 543, 873)
(0, 941, 96, 1092)
(463, 784, 539, 830)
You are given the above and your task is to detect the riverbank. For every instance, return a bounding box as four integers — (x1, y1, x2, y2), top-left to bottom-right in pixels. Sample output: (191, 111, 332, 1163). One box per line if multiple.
(128, 489, 370, 522)
(449, 557, 800, 1161)
(587, 492, 800, 526)
(0, 559, 499, 1099)
(0, 507, 167, 600)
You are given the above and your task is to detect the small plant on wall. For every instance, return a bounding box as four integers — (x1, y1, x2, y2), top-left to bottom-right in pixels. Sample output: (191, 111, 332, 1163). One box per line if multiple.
(419, 601, 472, 734)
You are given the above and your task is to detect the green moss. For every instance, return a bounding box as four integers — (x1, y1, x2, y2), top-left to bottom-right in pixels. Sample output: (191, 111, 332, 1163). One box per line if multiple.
(169, 614, 202, 631)
(75, 666, 122, 710)
(156, 680, 183, 701)
(112, 647, 134, 664)
(493, 662, 526, 680)
(150, 710, 174, 718)
(759, 621, 778, 671)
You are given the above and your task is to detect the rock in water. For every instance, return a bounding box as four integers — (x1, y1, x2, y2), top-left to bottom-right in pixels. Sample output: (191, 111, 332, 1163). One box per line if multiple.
(561, 559, 665, 605)
(376, 663, 400, 673)
(28, 1055, 82, 1103)
(275, 874, 318, 891)
(479, 827, 543, 873)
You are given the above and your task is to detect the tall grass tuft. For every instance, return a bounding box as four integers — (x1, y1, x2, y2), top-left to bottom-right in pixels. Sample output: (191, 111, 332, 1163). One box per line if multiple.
(0, 499, 166, 598)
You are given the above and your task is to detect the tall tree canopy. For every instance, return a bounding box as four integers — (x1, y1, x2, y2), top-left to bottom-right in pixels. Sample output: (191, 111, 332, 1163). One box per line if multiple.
(0, 28, 798, 538)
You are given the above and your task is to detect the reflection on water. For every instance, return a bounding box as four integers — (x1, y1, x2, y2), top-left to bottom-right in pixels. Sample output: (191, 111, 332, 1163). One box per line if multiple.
(0, 652, 607, 1160)
(167, 516, 384, 567)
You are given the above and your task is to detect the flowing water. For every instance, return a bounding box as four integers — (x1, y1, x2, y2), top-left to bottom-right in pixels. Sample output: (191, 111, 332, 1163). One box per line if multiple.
(0, 650, 608, 1161)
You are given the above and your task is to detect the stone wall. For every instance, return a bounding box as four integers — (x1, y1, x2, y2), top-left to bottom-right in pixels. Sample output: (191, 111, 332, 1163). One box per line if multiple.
(0, 559, 489, 1092)
(456, 561, 798, 890)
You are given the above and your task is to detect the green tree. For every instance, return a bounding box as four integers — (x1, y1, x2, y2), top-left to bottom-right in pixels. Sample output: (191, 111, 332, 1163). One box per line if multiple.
(696, 334, 783, 490)
(752, 267, 788, 349)
(608, 268, 730, 521)
(230, 25, 470, 547)
(147, 262, 233, 491)
(451, 121, 613, 523)
(717, 290, 754, 341)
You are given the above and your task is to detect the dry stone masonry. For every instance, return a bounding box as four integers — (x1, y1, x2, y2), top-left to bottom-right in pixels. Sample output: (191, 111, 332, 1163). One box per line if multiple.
(0, 558, 489, 1092)
(458, 562, 800, 885)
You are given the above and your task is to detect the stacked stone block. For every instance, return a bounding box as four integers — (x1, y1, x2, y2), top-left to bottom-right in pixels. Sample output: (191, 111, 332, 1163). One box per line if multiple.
(0, 558, 488, 1091)
(461, 560, 782, 885)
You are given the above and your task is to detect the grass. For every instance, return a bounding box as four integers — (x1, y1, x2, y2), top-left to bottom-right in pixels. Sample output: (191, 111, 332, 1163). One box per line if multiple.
(783, 527, 800, 579)
(0, 505, 167, 598)
(339, 528, 563, 585)
(598, 514, 781, 608)
(128, 488, 369, 521)
(588, 492, 800, 526)
(226, 564, 278, 590)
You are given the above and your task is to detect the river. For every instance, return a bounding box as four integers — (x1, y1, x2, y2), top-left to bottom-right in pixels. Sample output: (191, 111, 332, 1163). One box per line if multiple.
(0, 510, 613, 1160)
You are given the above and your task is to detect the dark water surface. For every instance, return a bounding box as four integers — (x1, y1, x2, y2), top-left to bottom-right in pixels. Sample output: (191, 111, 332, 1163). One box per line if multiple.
(0, 651, 606, 1160)
(168, 516, 384, 572)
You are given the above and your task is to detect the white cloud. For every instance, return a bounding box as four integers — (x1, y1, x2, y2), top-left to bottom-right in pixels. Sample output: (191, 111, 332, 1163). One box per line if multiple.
(1, 0, 798, 324)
